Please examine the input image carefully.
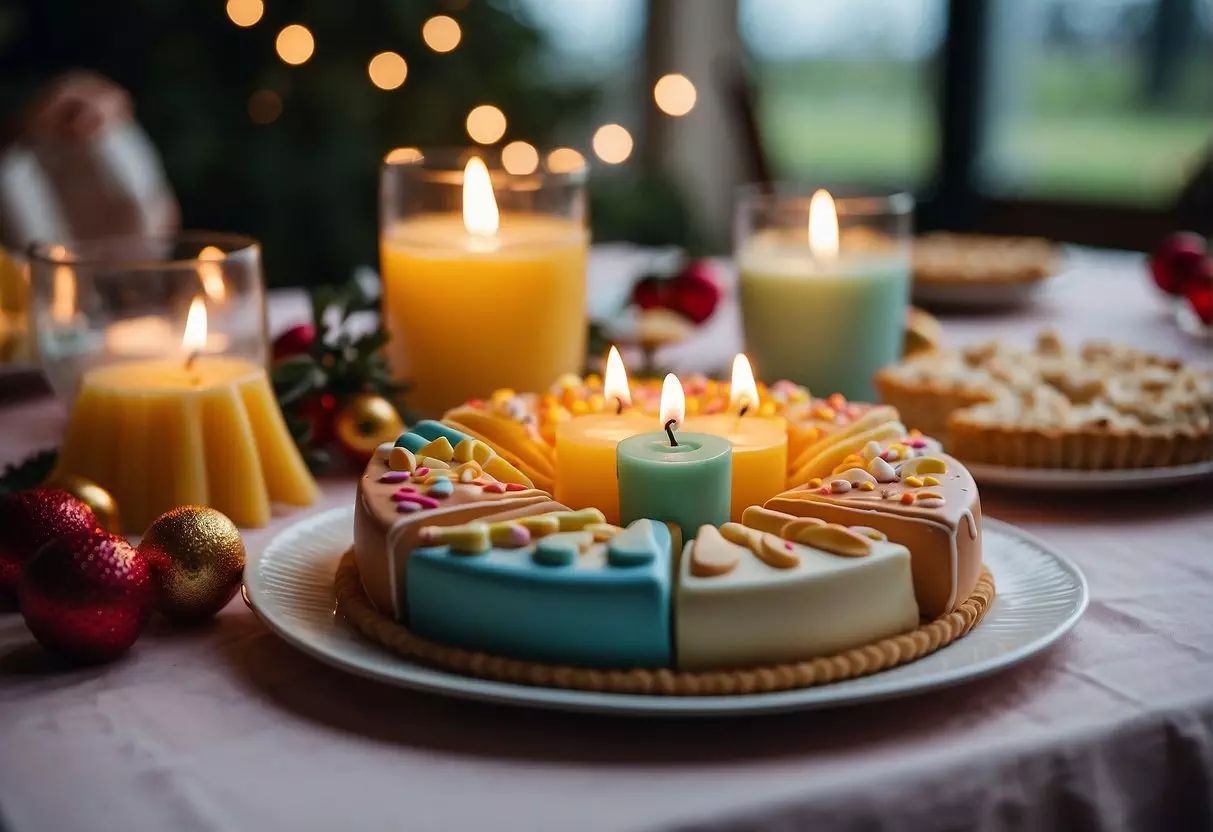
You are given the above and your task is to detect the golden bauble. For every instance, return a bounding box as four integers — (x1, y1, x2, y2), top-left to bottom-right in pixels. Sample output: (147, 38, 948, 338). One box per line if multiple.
(138, 506, 246, 622)
(45, 472, 121, 533)
(903, 306, 943, 357)
(334, 394, 405, 463)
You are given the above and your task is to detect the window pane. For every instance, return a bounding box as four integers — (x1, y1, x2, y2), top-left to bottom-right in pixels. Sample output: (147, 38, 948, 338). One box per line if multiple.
(740, 0, 946, 186)
(981, 0, 1213, 205)
(513, 0, 645, 144)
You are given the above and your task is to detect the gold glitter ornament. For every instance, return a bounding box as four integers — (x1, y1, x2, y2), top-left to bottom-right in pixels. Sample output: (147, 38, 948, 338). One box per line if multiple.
(334, 394, 405, 463)
(138, 506, 246, 622)
(46, 473, 121, 533)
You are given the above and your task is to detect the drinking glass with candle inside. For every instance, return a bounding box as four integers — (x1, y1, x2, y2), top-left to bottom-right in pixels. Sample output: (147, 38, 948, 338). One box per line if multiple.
(617, 373, 732, 543)
(736, 187, 912, 401)
(29, 233, 316, 531)
(380, 149, 589, 417)
(29, 233, 266, 407)
(554, 345, 650, 522)
(685, 354, 787, 521)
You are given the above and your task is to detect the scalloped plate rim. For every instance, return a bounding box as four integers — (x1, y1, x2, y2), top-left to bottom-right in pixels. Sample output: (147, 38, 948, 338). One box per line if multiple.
(244, 510, 1088, 717)
(966, 458, 1213, 490)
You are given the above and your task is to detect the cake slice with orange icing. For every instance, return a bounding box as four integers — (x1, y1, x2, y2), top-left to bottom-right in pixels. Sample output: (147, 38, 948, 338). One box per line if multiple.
(764, 451, 981, 618)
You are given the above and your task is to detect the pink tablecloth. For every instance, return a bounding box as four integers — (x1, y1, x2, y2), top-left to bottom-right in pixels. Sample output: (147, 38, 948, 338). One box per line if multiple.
(2, 248, 1212, 832)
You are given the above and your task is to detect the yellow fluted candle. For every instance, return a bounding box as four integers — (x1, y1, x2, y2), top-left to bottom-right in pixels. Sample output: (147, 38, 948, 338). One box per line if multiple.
(55, 298, 319, 532)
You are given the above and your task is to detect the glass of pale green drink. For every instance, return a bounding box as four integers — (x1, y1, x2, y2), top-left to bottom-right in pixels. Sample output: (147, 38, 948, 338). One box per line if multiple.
(735, 187, 913, 401)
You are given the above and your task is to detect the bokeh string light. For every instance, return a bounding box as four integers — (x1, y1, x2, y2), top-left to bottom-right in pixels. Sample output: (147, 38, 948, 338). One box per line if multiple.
(592, 124, 633, 164)
(501, 141, 539, 175)
(368, 52, 408, 90)
(225, 0, 264, 27)
(248, 89, 283, 124)
(422, 15, 462, 53)
(546, 147, 586, 174)
(466, 105, 507, 145)
(654, 73, 697, 116)
(384, 147, 423, 164)
(275, 24, 315, 66)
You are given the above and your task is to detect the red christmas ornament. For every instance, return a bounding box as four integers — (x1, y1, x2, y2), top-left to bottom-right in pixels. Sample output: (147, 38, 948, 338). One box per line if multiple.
(272, 323, 317, 363)
(1150, 232, 1208, 296)
(298, 392, 338, 446)
(18, 529, 153, 664)
(666, 260, 722, 324)
(631, 276, 666, 310)
(1186, 278, 1213, 326)
(0, 487, 97, 600)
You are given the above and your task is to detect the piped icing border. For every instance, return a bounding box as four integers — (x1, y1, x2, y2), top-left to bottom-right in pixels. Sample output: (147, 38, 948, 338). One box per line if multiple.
(335, 549, 995, 696)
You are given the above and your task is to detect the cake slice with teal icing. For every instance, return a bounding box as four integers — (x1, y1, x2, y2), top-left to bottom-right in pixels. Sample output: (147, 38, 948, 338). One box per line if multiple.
(354, 422, 563, 621)
(407, 512, 675, 668)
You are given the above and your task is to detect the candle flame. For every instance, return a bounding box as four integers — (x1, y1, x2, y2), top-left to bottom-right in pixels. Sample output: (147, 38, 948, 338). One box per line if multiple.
(808, 189, 839, 260)
(182, 296, 208, 352)
(51, 265, 76, 324)
(462, 157, 499, 238)
(603, 346, 631, 410)
(198, 245, 227, 302)
(659, 373, 685, 431)
(729, 354, 759, 415)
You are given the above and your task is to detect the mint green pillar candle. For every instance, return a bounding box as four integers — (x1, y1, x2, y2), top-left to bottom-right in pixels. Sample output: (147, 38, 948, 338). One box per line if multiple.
(735, 188, 913, 402)
(617, 432, 732, 543)
(738, 246, 908, 401)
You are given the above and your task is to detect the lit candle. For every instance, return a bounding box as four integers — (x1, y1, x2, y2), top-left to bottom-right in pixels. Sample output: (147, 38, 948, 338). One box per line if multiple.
(737, 189, 910, 400)
(554, 346, 649, 522)
(616, 374, 732, 543)
(381, 155, 589, 416)
(685, 354, 788, 521)
(55, 297, 318, 532)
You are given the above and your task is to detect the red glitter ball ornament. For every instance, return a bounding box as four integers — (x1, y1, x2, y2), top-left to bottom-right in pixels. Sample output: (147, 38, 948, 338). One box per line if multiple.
(18, 529, 154, 664)
(1149, 232, 1208, 296)
(666, 260, 722, 324)
(271, 323, 316, 363)
(0, 486, 98, 600)
(1186, 278, 1213, 326)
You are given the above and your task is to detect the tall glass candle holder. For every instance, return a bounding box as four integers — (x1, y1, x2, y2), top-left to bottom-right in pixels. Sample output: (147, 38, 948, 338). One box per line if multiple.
(380, 148, 589, 417)
(735, 187, 913, 401)
(29, 232, 267, 407)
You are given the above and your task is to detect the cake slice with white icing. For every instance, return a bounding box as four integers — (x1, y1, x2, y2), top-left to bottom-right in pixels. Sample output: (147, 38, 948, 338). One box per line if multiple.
(675, 511, 920, 671)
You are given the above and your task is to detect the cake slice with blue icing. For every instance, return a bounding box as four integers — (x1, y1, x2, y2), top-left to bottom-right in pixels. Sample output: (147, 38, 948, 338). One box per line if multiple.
(675, 507, 920, 671)
(354, 420, 565, 620)
(407, 513, 675, 668)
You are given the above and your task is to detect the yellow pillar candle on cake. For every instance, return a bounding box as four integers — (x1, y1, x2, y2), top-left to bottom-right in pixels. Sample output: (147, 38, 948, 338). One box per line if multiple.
(380, 151, 589, 417)
(55, 298, 319, 532)
(554, 346, 650, 523)
(685, 354, 787, 522)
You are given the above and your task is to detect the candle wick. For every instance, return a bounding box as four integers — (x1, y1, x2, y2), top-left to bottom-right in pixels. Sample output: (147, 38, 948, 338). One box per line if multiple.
(184, 350, 200, 372)
(664, 419, 679, 448)
(738, 403, 749, 418)
(615, 397, 624, 416)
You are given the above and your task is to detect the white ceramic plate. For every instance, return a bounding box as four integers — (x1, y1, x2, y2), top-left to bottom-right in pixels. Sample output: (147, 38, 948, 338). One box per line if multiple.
(966, 458, 1213, 491)
(244, 509, 1087, 717)
(911, 277, 1058, 309)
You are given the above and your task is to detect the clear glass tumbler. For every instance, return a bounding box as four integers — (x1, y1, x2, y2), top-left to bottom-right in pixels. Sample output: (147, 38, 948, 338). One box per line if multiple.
(28, 232, 266, 406)
(380, 148, 589, 417)
(735, 187, 913, 401)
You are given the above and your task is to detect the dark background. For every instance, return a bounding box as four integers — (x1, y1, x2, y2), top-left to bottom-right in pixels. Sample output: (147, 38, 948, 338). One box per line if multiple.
(1, 0, 1210, 287)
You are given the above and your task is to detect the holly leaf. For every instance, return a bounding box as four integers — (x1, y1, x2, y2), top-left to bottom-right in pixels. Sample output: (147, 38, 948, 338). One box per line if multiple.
(273, 355, 325, 406)
(0, 448, 59, 494)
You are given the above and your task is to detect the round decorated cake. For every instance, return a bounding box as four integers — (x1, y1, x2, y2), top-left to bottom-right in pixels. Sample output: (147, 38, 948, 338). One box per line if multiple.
(347, 377, 990, 689)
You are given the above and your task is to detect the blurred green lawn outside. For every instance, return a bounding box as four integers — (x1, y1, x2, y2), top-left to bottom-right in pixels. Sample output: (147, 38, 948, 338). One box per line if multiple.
(757, 52, 1211, 204)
